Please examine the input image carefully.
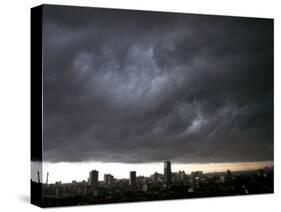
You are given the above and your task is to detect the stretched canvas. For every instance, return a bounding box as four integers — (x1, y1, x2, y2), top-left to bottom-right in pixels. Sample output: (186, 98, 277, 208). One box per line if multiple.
(31, 4, 274, 208)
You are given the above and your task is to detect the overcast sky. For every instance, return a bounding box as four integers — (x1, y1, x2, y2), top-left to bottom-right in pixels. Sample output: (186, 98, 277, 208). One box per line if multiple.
(42, 5, 273, 164)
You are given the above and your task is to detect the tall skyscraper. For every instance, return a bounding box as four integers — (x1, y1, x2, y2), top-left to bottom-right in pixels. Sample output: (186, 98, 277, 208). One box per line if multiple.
(164, 161, 172, 184)
(89, 170, 98, 186)
(129, 171, 136, 186)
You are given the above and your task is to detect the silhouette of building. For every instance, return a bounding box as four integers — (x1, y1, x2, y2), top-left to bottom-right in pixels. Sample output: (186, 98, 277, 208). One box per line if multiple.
(164, 161, 172, 184)
(89, 170, 98, 186)
(151, 172, 163, 183)
(172, 170, 186, 182)
(129, 171, 136, 186)
(104, 174, 114, 185)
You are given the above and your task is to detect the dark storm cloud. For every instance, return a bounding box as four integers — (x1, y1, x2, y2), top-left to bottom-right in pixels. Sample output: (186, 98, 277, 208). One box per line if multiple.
(42, 5, 273, 163)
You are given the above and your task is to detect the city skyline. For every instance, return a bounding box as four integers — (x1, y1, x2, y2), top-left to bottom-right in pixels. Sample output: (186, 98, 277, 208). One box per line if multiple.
(31, 160, 273, 184)
(38, 159, 273, 207)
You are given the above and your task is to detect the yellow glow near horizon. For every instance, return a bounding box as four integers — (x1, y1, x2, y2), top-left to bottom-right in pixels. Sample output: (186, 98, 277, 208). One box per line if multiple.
(32, 161, 273, 184)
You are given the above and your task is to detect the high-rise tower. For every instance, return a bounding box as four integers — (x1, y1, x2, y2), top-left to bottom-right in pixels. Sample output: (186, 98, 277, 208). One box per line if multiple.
(164, 161, 172, 184)
(89, 170, 99, 186)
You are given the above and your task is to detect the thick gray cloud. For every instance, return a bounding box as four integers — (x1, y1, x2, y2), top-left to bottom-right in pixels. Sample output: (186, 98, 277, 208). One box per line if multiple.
(42, 5, 273, 163)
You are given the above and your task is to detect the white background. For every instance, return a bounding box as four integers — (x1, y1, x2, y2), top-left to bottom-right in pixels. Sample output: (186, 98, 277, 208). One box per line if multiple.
(0, 0, 280, 211)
